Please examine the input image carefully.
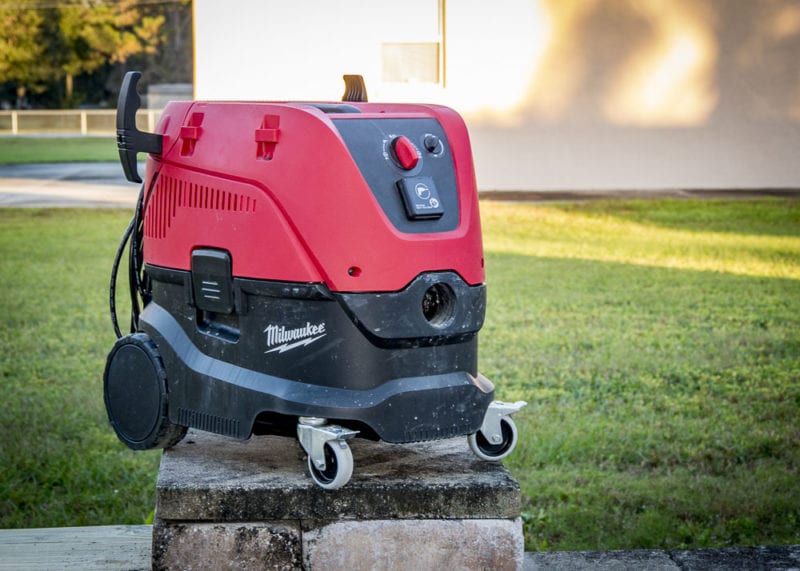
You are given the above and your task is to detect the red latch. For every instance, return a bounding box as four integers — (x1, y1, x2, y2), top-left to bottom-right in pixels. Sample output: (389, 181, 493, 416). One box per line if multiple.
(180, 112, 204, 156)
(255, 128, 279, 143)
(256, 115, 280, 160)
(180, 126, 201, 140)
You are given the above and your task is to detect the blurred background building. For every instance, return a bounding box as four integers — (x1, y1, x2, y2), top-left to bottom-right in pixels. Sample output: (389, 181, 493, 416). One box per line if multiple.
(194, 0, 800, 192)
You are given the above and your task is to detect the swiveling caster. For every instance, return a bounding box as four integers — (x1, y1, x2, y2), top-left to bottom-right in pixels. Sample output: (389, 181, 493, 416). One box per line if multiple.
(297, 417, 358, 490)
(469, 400, 527, 462)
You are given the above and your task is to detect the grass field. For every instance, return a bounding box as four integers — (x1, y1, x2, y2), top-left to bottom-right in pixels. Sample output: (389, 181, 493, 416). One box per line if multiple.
(0, 137, 118, 164)
(0, 199, 798, 551)
(484, 200, 800, 550)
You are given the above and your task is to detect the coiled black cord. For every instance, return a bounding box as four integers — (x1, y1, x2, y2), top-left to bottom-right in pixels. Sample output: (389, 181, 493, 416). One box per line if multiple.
(109, 173, 158, 339)
(109, 209, 136, 339)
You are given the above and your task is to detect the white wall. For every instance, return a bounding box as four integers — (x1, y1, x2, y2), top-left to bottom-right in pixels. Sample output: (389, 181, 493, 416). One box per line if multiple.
(194, 0, 800, 191)
(194, 0, 440, 101)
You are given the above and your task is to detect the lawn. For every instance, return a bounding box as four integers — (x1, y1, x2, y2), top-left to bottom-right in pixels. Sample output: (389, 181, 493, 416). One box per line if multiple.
(0, 136, 118, 164)
(485, 200, 800, 550)
(0, 199, 798, 551)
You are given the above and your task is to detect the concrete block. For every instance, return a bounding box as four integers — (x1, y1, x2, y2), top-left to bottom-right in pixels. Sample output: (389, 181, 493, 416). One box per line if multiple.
(523, 549, 678, 571)
(303, 518, 524, 571)
(151, 521, 301, 571)
(668, 545, 800, 570)
(156, 430, 521, 521)
(154, 430, 524, 569)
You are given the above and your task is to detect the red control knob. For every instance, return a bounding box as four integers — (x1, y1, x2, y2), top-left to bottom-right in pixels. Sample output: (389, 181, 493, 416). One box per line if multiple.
(391, 136, 420, 170)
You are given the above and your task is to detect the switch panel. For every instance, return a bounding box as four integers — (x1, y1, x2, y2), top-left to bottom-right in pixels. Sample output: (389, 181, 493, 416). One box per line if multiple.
(333, 118, 458, 233)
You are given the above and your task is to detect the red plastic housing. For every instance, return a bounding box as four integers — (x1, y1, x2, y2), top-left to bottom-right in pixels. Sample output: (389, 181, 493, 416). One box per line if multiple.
(141, 101, 484, 293)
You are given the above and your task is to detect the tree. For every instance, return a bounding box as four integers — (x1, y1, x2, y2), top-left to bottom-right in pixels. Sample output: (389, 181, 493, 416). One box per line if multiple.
(58, 0, 165, 102)
(137, 0, 192, 85)
(0, 1, 51, 106)
(0, 0, 190, 108)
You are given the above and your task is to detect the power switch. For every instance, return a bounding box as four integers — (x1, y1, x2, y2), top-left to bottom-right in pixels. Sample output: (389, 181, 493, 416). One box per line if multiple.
(391, 136, 420, 170)
(397, 176, 444, 220)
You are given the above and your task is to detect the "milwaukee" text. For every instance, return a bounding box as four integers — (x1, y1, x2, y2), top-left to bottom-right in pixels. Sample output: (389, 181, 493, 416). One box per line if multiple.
(264, 322, 327, 354)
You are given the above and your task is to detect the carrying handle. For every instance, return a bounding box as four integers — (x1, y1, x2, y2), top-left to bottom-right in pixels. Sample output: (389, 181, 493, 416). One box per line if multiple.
(116, 71, 163, 183)
(342, 74, 368, 103)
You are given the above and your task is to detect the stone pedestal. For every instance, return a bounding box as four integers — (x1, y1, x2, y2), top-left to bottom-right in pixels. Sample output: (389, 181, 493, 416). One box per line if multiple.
(152, 430, 524, 570)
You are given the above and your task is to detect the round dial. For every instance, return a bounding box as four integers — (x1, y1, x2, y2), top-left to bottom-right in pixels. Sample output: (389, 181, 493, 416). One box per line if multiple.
(391, 136, 420, 170)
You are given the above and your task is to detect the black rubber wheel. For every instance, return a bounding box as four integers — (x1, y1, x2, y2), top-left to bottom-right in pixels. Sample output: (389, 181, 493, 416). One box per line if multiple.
(468, 417, 518, 461)
(103, 333, 186, 450)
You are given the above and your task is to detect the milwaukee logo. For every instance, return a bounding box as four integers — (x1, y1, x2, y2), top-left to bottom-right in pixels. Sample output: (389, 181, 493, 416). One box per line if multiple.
(264, 322, 327, 354)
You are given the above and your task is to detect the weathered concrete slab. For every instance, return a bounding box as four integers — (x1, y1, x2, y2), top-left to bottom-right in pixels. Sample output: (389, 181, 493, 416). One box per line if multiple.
(523, 545, 800, 570)
(152, 522, 302, 570)
(154, 429, 523, 569)
(304, 518, 524, 571)
(668, 545, 800, 570)
(523, 549, 679, 571)
(156, 430, 521, 521)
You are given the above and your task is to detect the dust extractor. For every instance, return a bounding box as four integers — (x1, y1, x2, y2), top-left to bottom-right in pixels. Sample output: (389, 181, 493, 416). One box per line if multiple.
(104, 72, 525, 489)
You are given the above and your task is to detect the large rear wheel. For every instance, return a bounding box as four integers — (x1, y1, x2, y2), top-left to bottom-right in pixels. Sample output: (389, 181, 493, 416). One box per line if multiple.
(103, 333, 186, 450)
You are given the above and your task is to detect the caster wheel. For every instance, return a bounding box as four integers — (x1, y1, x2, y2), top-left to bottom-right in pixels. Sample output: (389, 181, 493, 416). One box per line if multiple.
(307, 440, 354, 490)
(104, 333, 186, 450)
(468, 416, 518, 462)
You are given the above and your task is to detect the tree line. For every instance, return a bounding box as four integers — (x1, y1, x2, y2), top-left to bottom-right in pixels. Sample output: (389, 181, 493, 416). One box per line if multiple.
(0, 0, 192, 109)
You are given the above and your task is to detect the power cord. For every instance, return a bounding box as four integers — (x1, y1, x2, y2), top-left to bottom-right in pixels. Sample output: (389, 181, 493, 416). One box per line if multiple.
(110, 173, 158, 339)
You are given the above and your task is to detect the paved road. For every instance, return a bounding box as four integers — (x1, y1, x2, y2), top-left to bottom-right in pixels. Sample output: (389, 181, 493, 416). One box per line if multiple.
(0, 162, 139, 208)
(2, 162, 798, 208)
(0, 162, 130, 186)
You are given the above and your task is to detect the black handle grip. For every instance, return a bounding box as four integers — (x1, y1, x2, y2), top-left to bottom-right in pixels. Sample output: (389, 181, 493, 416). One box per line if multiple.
(116, 71, 163, 183)
(342, 74, 368, 103)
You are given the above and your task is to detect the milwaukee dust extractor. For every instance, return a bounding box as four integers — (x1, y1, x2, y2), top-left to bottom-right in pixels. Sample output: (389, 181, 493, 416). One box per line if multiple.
(104, 71, 525, 489)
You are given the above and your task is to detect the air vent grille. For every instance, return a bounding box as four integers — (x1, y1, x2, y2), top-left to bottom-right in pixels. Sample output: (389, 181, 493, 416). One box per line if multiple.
(145, 175, 256, 239)
(177, 407, 240, 437)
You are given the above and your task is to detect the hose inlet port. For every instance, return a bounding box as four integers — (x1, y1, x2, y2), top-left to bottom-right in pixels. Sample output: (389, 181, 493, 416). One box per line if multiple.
(421, 283, 456, 328)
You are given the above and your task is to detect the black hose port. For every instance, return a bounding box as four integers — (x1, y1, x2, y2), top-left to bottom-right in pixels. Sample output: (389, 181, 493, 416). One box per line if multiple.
(421, 283, 456, 328)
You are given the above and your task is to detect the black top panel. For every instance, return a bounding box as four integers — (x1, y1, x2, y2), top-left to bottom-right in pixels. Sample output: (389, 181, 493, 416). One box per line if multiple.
(332, 118, 459, 234)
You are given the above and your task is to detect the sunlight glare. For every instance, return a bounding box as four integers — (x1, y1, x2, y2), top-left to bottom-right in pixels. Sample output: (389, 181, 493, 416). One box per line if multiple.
(444, 0, 551, 125)
(603, 1, 718, 127)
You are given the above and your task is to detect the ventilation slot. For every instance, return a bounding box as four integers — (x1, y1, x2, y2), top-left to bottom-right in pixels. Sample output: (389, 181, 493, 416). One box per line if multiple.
(404, 423, 472, 443)
(178, 407, 240, 438)
(145, 175, 256, 239)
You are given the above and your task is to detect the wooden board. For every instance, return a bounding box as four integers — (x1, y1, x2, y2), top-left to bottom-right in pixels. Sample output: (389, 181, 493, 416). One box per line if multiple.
(0, 525, 150, 571)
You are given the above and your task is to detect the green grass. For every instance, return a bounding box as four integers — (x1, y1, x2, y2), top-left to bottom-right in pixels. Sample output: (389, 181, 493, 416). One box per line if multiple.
(0, 199, 798, 551)
(483, 199, 800, 550)
(0, 208, 159, 527)
(0, 137, 118, 164)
